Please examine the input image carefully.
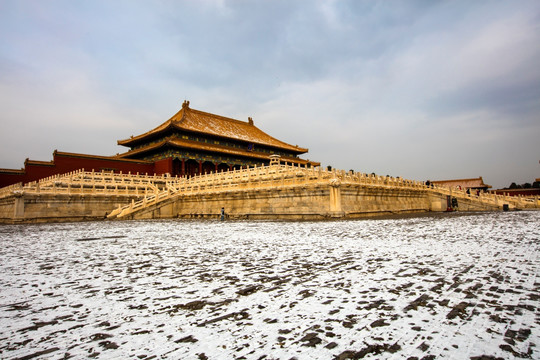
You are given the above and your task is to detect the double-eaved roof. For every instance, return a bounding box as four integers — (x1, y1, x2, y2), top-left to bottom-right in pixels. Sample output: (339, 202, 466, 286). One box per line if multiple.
(117, 101, 308, 155)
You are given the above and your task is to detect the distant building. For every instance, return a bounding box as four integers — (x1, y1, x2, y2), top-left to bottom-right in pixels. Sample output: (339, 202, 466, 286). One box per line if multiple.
(431, 177, 492, 192)
(490, 177, 540, 197)
(0, 101, 318, 187)
(490, 188, 540, 197)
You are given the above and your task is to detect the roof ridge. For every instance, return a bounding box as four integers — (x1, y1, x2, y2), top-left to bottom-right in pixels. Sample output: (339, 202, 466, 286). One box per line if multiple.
(433, 177, 484, 182)
(118, 102, 309, 154)
(25, 159, 54, 166)
(0, 168, 25, 173)
(188, 107, 252, 126)
(54, 150, 153, 163)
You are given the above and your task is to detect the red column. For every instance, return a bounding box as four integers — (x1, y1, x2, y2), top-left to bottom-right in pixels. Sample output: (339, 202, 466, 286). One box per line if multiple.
(215, 163, 218, 173)
(181, 158, 185, 177)
(198, 160, 202, 175)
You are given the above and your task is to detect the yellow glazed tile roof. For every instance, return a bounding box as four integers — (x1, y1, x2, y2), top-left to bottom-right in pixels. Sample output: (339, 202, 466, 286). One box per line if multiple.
(432, 177, 492, 189)
(117, 137, 314, 165)
(118, 102, 308, 154)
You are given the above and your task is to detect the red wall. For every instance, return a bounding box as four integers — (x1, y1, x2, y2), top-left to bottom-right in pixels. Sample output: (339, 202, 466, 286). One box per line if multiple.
(53, 153, 155, 176)
(491, 189, 540, 197)
(14, 163, 57, 185)
(154, 158, 173, 175)
(0, 152, 157, 188)
(0, 171, 27, 188)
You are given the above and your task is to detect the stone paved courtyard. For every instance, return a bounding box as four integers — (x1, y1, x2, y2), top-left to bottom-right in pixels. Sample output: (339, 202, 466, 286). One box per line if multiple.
(0, 211, 539, 359)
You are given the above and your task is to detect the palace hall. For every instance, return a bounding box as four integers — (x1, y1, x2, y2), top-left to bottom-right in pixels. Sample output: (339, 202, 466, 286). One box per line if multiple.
(0, 101, 318, 187)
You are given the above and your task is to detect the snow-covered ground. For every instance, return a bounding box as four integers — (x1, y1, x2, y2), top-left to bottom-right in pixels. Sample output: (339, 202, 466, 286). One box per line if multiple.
(0, 211, 538, 359)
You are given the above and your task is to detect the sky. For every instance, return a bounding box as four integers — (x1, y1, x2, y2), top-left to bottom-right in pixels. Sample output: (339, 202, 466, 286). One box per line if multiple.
(0, 0, 539, 189)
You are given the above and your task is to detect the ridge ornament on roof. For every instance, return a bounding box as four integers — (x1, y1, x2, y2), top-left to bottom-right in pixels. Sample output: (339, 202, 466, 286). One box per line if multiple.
(117, 101, 308, 154)
(113, 100, 320, 174)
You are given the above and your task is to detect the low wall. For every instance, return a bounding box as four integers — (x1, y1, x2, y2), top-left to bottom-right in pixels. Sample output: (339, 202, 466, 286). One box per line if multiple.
(340, 184, 430, 218)
(124, 184, 334, 220)
(1, 165, 534, 223)
(0, 193, 139, 224)
(123, 182, 506, 221)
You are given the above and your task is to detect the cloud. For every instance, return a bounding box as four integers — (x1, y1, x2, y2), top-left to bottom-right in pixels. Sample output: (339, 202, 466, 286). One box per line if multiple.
(0, 0, 539, 188)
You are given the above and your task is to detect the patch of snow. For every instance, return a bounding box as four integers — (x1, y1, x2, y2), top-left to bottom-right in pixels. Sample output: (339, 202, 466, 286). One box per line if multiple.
(0, 211, 538, 359)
